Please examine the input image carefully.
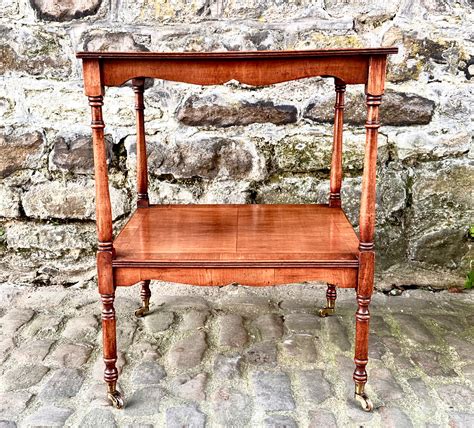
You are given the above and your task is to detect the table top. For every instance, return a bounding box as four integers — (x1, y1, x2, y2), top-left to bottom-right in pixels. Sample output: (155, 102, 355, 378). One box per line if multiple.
(76, 47, 398, 60)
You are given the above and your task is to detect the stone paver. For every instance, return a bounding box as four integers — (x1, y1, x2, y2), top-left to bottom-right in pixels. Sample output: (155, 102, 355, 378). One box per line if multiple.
(156, 296, 209, 311)
(212, 387, 252, 426)
(411, 349, 456, 377)
(39, 368, 84, 401)
(448, 412, 474, 427)
(0, 364, 49, 391)
(117, 321, 138, 348)
(284, 313, 320, 333)
(264, 414, 298, 427)
(23, 405, 73, 427)
(0, 286, 472, 426)
(0, 308, 34, 336)
(308, 409, 337, 427)
(167, 331, 207, 370)
(23, 313, 63, 338)
(0, 392, 32, 419)
(218, 314, 248, 348)
(392, 314, 436, 345)
(171, 373, 207, 401)
(246, 340, 278, 364)
(62, 315, 98, 342)
(280, 334, 318, 363)
(180, 310, 208, 331)
(297, 369, 332, 404)
(323, 316, 351, 351)
(253, 313, 284, 340)
(213, 353, 242, 379)
(436, 383, 473, 409)
(407, 377, 437, 413)
(143, 311, 174, 334)
(46, 343, 92, 368)
(379, 407, 413, 427)
(131, 361, 166, 385)
(79, 408, 117, 428)
(124, 386, 165, 416)
(11, 339, 55, 363)
(166, 405, 206, 428)
(0, 336, 14, 363)
(369, 368, 404, 402)
(253, 371, 295, 411)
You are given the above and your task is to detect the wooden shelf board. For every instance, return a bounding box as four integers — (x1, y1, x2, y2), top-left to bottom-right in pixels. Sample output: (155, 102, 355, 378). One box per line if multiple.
(112, 204, 360, 268)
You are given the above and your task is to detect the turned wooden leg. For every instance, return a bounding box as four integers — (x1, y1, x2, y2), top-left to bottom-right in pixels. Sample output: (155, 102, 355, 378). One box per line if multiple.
(353, 252, 375, 412)
(352, 76, 385, 411)
(318, 284, 337, 317)
(132, 78, 150, 208)
(101, 292, 124, 409)
(135, 280, 151, 317)
(353, 292, 373, 411)
(328, 79, 345, 208)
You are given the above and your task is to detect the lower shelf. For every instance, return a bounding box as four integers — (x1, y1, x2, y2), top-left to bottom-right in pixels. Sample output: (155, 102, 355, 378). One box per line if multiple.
(112, 204, 360, 287)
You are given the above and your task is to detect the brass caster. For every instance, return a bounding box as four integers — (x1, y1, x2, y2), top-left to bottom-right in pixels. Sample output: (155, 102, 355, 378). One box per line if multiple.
(318, 307, 335, 317)
(107, 390, 124, 409)
(134, 305, 150, 318)
(355, 392, 373, 412)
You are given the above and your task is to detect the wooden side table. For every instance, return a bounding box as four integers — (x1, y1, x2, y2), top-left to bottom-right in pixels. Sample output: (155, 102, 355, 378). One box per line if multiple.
(76, 48, 398, 411)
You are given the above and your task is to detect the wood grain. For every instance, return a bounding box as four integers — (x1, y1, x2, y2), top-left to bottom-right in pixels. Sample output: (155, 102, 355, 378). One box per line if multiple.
(112, 204, 359, 265)
(329, 79, 346, 208)
(132, 78, 149, 207)
(113, 266, 358, 288)
(76, 47, 398, 59)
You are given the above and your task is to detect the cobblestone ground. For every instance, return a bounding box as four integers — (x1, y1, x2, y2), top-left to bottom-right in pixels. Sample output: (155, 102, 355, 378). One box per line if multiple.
(0, 283, 473, 427)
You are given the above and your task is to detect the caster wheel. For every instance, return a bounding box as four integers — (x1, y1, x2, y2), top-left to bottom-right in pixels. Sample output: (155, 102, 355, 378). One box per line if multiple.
(318, 307, 335, 318)
(108, 390, 124, 409)
(135, 306, 150, 318)
(355, 392, 373, 412)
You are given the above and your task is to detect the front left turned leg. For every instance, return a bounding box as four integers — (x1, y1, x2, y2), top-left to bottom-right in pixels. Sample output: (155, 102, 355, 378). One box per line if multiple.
(319, 283, 337, 317)
(135, 280, 151, 317)
(101, 293, 124, 409)
(353, 293, 373, 412)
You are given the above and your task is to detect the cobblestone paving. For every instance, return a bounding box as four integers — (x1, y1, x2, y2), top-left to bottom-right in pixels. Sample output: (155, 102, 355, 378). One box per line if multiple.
(0, 283, 473, 427)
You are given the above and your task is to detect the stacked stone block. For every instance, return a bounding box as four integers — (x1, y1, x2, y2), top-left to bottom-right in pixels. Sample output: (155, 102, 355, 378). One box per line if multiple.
(0, 0, 472, 287)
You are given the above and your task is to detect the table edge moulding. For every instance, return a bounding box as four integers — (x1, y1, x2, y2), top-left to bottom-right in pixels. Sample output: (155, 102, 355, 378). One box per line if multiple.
(76, 47, 398, 411)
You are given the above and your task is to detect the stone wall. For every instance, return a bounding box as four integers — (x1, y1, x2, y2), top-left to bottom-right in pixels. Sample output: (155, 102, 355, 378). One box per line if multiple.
(0, 0, 472, 288)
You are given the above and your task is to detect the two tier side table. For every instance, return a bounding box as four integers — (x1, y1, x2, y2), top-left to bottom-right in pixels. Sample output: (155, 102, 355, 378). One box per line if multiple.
(76, 47, 398, 411)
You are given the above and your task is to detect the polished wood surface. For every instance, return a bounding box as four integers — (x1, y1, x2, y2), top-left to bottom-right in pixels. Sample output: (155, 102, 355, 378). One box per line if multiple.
(76, 47, 398, 59)
(77, 48, 396, 89)
(329, 79, 346, 208)
(114, 266, 358, 288)
(77, 47, 397, 410)
(132, 78, 149, 208)
(112, 204, 359, 288)
(113, 204, 359, 265)
(352, 56, 386, 402)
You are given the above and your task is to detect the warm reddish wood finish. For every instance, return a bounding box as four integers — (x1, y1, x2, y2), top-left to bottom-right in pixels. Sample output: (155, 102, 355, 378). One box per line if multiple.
(132, 78, 149, 208)
(327, 283, 337, 305)
(77, 48, 397, 88)
(114, 205, 359, 263)
(352, 56, 387, 407)
(112, 204, 359, 287)
(77, 48, 397, 410)
(329, 79, 346, 208)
